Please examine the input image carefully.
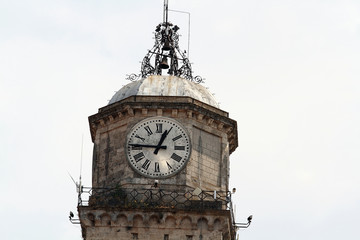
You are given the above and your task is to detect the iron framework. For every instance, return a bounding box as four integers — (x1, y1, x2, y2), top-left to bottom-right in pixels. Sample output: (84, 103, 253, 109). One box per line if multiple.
(127, 1, 203, 83)
(78, 186, 231, 211)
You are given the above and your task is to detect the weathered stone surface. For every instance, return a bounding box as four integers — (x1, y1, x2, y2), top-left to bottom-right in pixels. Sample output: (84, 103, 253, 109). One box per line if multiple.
(108, 75, 220, 108)
(79, 206, 234, 240)
(82, 94, 238, 239)
(88, 96, 237, 191)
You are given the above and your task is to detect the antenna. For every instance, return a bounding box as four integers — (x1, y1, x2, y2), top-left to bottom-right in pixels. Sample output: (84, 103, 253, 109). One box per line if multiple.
(79, 134, 83, 190)
(127, 0, 204, 83)
(67, 135, 85, 203)
(67, 171, 80, 193)
(67, 171, 77, 186)
(168, 9, 191, 58)
(163, 0, 169, 23)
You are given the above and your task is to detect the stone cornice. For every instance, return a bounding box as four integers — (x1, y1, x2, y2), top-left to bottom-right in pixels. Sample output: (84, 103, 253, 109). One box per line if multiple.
(78, 206, 235, 240)
(88, 96, 238, 154)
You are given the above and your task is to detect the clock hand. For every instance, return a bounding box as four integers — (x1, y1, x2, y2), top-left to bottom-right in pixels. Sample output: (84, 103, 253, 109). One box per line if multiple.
(153, 130, 168, 154)
(154, 127, 173, 154)
(129, 143, 167, 149)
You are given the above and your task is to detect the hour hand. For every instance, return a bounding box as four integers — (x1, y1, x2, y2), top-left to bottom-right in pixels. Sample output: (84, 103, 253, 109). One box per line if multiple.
(129, 143, 167, 149)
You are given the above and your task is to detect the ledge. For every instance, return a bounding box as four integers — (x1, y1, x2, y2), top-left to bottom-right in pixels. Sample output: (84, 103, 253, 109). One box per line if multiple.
(88, 96, 238, 154)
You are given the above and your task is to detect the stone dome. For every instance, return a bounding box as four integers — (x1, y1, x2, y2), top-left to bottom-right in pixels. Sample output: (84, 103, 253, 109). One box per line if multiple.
(109, 75, 219, 108)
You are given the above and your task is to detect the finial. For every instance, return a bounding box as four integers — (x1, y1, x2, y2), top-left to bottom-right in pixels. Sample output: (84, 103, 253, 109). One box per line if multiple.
(127, 0, 203, 83)
(163, 0, 169, 24)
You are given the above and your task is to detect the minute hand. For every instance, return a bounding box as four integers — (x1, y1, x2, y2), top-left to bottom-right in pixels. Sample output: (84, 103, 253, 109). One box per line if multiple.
(154, 127, 173, 154)
(154, 130, 168, 154)
(129, 143, 167, 149)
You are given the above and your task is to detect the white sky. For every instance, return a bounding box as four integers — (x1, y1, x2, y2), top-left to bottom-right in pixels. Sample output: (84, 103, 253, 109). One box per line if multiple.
(1, 0, 360, 239)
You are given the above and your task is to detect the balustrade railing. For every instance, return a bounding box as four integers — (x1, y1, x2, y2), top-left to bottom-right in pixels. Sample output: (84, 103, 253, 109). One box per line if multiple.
(78, 187, 232, 211)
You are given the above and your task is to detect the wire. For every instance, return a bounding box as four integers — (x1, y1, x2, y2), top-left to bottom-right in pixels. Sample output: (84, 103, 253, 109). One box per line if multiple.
(168, 9, 191, 58)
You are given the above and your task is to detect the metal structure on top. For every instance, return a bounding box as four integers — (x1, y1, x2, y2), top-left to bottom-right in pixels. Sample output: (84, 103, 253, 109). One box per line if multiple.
(127, 0, 203, 83)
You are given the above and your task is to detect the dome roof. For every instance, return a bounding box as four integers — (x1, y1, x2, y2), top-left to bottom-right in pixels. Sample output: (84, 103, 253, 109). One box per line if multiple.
(109, 75, 219, 108)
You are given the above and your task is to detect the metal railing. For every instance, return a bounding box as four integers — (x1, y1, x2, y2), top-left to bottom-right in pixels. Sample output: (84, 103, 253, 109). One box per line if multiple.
(78, 186, 232, 211)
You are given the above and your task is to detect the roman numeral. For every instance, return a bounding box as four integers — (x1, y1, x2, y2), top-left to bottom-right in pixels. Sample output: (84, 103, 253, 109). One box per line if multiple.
(172, 135, 182, 142)
(174, 146, 185, 150)
(166, 161, 173, 170)
(133, 152, 145, 162)
(144, 126, 153, 136)
(135, 134, 145, 142)
(142, 159, 151, 170)
(156, 123, 163, 133)
(171, 153, 182, 162)
(154, 162, 160, 172)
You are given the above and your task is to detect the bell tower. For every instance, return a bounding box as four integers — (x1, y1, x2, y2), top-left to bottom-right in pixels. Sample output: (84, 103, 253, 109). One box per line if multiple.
(77, 1, 239, 239)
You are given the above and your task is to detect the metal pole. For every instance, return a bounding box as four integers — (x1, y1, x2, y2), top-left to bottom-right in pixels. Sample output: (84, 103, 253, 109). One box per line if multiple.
(168, 9, 191, 58)
(164, 0, 169, 23)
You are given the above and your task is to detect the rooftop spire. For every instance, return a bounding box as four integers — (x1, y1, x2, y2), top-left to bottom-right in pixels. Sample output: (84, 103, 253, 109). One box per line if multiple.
(163, 0, 169, 23)
(127, 0, 203, 83)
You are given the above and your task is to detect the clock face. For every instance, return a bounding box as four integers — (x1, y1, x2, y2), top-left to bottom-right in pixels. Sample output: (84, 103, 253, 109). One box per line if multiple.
(126, 117, 191, 178)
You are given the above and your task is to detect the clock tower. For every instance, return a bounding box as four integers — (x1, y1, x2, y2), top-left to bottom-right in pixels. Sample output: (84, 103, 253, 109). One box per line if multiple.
(77, 1, 239, 239)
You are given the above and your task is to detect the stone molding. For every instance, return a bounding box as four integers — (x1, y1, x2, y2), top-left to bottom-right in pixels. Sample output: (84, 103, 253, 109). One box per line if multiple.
(89, 96, 238, 154)
(78, 206, 234, 239)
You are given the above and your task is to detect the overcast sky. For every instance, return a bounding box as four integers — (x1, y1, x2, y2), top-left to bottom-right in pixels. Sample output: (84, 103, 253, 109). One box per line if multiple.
(1, 0, 360, 239)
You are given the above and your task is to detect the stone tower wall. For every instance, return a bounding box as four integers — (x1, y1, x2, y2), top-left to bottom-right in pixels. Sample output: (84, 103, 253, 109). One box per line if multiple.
(79, 207, 234, 240)
(89, 96, 237, 193)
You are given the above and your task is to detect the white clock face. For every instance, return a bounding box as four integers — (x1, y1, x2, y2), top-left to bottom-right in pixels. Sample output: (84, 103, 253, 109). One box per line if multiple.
(126, 117, 191, 178)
